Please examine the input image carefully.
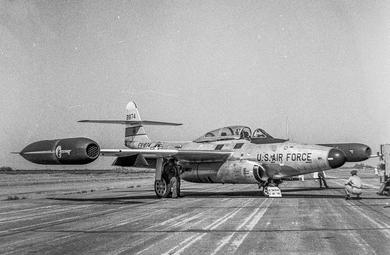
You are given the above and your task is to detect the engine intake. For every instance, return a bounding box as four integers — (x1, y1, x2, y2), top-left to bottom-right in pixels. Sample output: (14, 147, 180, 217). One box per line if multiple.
(216, 160, 266, 184)
(20, 137, 100, 165)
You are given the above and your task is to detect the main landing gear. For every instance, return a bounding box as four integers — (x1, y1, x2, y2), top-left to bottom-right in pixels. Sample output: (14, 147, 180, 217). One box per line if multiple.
(154, 158, 181, 198)
(154, 158, 170, 198)
(154, 179, 171, 198)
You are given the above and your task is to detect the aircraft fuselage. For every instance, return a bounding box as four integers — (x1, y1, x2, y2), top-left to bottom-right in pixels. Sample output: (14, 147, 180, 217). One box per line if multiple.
(127, 140, 344, 184)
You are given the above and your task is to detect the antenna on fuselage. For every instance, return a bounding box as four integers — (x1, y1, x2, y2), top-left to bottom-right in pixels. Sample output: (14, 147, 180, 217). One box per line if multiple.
(285, 116, 289, 140)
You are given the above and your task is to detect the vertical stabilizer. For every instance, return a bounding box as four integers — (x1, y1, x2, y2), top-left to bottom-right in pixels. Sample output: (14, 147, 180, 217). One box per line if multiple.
(124, 101, 151, 147)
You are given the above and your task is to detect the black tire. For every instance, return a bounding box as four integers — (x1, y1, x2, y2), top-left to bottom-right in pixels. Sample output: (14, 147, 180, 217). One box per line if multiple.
(262, 187, 270, 197)
(154, 179, 170, 198)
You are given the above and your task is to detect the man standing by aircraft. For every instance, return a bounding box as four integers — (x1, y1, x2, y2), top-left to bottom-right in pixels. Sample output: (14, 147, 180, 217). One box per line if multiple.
(163, 159, 181, 198)
(318, 171, 329, 189)
(345, 170, 362, 199)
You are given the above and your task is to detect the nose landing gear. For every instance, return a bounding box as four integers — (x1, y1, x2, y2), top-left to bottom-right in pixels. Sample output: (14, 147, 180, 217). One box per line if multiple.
(259, 179, 282, 197)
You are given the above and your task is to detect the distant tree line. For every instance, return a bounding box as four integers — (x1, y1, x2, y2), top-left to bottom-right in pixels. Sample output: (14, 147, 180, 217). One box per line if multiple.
(352, 163, 374, 169)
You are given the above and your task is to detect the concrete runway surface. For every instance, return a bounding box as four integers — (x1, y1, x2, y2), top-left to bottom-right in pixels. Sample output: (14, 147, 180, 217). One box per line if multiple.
(1, 170, 390, 254)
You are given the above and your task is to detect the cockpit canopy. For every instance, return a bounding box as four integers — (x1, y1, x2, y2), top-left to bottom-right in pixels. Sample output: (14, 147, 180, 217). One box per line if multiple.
(194, 126, 251, 143)
(193, 125, 288, 144)
(194, 125, 277, 143)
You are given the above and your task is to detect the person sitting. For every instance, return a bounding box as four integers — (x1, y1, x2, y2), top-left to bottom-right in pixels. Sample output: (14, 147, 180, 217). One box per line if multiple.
(240, 130, 250, 140)
(345, 170, 362, 200)
(377, 178, 390, 196)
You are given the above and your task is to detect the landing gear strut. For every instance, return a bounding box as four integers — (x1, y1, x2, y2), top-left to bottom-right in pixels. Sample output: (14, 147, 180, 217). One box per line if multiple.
(154, 158, 180, 198)
(154, 158, 170, 198)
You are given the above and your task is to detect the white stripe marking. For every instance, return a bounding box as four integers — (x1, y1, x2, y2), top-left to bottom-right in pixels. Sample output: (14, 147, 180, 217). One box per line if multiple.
(162, 200, 251, 255)
(211, 199, 269, 255)
(230, 199, 273, 251)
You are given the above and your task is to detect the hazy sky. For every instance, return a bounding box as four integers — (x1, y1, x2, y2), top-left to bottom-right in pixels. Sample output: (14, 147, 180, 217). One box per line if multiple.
(1, 0, 389, 169)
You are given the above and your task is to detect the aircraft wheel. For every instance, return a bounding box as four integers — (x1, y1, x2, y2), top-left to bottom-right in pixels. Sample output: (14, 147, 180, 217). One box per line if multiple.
(262, 187, 270, 197)
(154, 179, 170, 198)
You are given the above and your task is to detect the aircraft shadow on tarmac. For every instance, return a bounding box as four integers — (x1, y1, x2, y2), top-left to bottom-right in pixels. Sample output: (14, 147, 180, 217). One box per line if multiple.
(282, 187, 344, 192)
(180, 190, 347, 199)
(49, 186, 390, 202)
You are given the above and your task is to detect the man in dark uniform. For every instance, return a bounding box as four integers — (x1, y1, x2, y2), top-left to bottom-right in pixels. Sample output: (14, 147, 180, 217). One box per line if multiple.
(164, 158, 180, 198)
(318, 171, 329, 189)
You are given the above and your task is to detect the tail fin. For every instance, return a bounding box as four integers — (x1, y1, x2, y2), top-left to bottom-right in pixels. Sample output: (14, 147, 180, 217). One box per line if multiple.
(78, 100, 182, 148)
(124, 101, 151, 146)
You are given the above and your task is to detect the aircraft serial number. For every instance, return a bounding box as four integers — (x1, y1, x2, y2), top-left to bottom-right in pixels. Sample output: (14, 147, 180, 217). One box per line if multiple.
(126, 113, 137, 120)
(257, 152, 312, 162)
(137, 143, 162, 149)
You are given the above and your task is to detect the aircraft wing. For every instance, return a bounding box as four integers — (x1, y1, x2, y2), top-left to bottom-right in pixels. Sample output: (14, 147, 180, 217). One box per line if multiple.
(101, 149, 177, 157)
(174, 150, 233, 162)
(100, 149, 233, 163)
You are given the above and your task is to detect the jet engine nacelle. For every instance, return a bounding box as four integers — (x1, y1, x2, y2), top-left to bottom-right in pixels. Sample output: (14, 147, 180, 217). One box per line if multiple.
(20, 137, 100, 164)
(217, 160, 266, 184)
(320, 143, 371, 162)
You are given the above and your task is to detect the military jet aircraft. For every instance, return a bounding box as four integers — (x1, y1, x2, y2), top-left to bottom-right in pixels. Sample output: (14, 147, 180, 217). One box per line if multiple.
(19, 101, 373, 197)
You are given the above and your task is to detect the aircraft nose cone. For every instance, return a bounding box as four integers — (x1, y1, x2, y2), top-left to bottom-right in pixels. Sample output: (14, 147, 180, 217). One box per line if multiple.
(327, 148, 346, 169)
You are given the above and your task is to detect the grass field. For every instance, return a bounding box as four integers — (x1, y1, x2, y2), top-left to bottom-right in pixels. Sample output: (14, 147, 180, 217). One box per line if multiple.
(0, 168, 154, 200)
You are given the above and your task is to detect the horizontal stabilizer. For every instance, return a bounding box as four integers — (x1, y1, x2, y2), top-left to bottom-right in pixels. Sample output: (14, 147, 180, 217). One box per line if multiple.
(78, 120, 182, 126)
